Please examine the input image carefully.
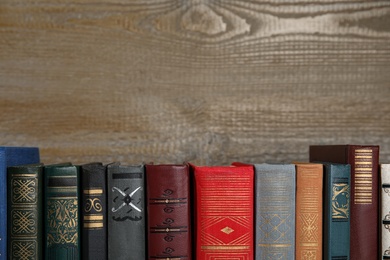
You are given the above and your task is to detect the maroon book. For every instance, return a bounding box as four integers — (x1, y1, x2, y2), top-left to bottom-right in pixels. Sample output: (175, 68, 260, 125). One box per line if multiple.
(310, 145, 379, 260)
(145, 164, 192, 260)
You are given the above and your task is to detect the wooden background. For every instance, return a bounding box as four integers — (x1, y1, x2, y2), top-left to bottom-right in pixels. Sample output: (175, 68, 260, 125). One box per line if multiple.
(1, 0, 390, 165)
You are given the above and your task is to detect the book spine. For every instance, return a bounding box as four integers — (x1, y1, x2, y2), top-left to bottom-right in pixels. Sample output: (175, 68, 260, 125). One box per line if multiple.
(193, 165, 254, 260)
(146, 164, 192, 260)
(7, 165, 43, 260)
(0, 147, 39, 260)
(107, 164, 145, 260)
(44, 166, 80, 260)
(81, 163, 107, 260)
(349, 146, 379, 260)
(254, 164, 295, 259)
(323, 164, 350, 260)
(295, 164, 323, 260)
(381, 164, 390, 259)
(0, 149, 6, 260)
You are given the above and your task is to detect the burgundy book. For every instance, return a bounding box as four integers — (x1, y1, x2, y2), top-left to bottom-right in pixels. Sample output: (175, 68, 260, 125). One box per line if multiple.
(310, 145, 379, 260)
(145, 164, 192, 260)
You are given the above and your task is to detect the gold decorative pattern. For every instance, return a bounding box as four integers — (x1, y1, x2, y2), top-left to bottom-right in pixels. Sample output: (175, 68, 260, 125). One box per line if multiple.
(85, 198, 103, 212)
(12, 179, 37, 204)
(83, 188, 104, 229)
(47, 198, 78, 246)
(332, 184, 350, 219)
(10, 173, 39, 260)
(354, 149, 373, 204)
(11, 210, 37, 235)
(221, 226, 234, 235)
(302, 250, 316, 260)
(11, 240, 37, 260)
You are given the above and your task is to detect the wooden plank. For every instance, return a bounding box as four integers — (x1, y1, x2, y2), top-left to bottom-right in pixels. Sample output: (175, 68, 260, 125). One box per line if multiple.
(0, 0, 390, 164)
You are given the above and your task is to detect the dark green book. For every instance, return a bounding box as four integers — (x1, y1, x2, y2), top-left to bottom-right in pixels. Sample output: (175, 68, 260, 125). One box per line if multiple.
(44, 164, 80, 260)
(7, 164, 43, 260)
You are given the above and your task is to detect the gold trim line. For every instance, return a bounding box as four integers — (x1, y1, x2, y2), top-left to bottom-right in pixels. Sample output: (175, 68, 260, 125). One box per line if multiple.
(83, 189, 103, 195)
(201, 245, 250, 250)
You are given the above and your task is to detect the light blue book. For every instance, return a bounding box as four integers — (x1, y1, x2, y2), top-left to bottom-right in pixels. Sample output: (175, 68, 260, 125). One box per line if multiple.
(254, 163, 296, 260)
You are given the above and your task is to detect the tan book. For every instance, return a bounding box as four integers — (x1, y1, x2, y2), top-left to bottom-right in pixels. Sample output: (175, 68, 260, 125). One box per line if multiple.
(295, 163, 323, 260)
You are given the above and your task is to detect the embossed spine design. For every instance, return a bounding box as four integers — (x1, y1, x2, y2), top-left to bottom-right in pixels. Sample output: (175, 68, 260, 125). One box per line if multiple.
(354, 149, 373, 204)
(107, 165, 145, 260)
(255, 164, 295, 260)
(323, 164, 350, 260)
(44, 166, 80, 260)
(8, 167, 42, 260)
(146, 164, 191, 260)
(194, 165, 254, 260)
(295, 164, 322, 260)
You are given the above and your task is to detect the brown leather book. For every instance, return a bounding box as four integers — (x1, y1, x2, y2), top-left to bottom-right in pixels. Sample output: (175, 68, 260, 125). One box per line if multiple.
(310, 145, 379, 260)
(145, 164, 192, 260)
(294, 163, 323, 260)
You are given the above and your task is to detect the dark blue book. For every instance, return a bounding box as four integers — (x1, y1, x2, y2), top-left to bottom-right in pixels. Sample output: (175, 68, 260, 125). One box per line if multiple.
(323, 163, 351, 260)
(0, 147, 40, 260)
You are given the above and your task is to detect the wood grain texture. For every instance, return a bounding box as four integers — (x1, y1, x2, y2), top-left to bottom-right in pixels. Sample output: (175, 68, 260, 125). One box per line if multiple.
(1, 0, 390, 165)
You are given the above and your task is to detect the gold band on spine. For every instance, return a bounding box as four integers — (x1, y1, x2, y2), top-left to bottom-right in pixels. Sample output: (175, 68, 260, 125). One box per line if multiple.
(84, 215, 103, 221)
(84, 223, 104, 228)
(83, 189, 103, 195)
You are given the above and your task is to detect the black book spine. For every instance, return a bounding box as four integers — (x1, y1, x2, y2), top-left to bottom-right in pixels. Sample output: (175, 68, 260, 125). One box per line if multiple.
(7, 164, 43, 260)
(81, 163, 107, 260)
(107, 163, 145, 260)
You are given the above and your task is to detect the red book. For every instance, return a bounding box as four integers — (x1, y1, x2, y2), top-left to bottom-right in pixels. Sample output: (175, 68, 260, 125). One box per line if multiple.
(310, 145, 379, 260)
(145, 164, 192, 260)
(191, 164, 254, 260)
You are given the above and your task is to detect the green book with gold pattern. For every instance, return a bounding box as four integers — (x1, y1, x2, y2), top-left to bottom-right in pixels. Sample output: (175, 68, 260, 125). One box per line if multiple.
(44, 164, 80, 260)
(7, 163, 43, 260)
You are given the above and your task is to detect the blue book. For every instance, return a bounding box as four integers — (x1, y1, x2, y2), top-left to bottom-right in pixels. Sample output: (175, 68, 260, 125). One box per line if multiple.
(323, 163, 351, 260)
(0, 147, 40, 260)
(254, 164, 296, 259)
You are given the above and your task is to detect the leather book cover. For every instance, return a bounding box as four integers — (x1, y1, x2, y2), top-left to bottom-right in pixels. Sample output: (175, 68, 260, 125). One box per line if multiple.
(44, 164, 80, 260)
(7, 164, 43, 260)
(323, 163, 351, 260)
(310, 145, 379, 260)
(381, 164, 390, 259)
(192, 164, 254, 260)
(294, 163, 323, 260)
(253, 164, 295, 259)
(107, 163, 145, 260)
(81, 163, 107, 260)
(0, 147, 40, 260)
(145, 164, 192, 260)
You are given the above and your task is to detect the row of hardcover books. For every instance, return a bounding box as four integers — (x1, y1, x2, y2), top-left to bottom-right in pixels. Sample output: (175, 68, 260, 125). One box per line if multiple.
(0, 145, 386, 260)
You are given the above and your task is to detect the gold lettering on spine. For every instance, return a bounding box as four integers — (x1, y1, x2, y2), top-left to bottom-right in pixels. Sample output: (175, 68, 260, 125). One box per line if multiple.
(354, 149, 373, 204)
